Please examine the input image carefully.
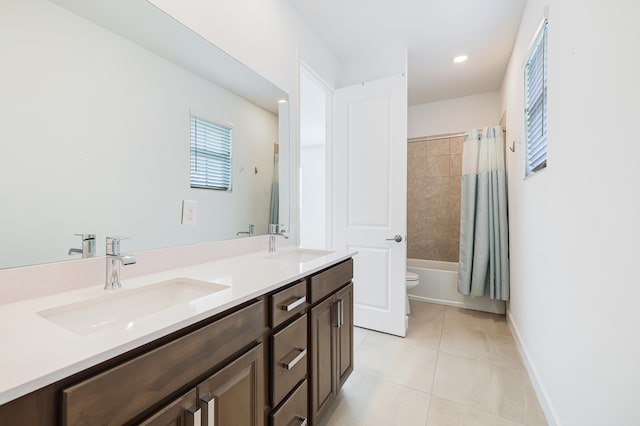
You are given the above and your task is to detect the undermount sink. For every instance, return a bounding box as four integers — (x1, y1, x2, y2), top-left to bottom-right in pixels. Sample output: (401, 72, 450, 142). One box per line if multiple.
(264, 249, 334, 263)
(38, 278, 229, 335)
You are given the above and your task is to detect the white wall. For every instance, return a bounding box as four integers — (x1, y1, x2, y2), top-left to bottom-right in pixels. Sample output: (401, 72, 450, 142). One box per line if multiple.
(501, 1, 640, 425)
(408, 91, 501, 138)
(0, 0, 277, 268)
(338, 43, 408, 89)
(300, 145, 326, 247)
(300, 67, 329, 248)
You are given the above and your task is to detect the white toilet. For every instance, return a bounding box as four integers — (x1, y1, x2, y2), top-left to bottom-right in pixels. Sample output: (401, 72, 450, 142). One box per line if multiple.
(406, 271, 420, 314)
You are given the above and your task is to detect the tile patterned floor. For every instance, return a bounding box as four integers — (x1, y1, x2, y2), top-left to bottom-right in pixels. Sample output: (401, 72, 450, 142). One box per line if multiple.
(319, 301, 547, 426)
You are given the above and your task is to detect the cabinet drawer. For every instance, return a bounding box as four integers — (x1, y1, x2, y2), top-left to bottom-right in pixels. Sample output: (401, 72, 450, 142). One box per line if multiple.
(62, 300, 265, 426)
(271, 280, 307, 328)
(271, 314, 308, 407)
(309, 259, 353, 304)
(271, 380, 308, 426)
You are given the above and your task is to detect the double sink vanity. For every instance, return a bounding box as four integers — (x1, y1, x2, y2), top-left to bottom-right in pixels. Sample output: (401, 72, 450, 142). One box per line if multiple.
(0, 247, 356, 425)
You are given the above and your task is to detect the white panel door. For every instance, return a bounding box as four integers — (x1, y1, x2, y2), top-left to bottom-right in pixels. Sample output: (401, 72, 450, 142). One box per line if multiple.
(333, 74, 407, 337)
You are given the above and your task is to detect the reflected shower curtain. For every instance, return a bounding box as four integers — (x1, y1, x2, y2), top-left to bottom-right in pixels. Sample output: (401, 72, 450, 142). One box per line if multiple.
(458, 126, 509, 301)
(269, 152, 279, 224)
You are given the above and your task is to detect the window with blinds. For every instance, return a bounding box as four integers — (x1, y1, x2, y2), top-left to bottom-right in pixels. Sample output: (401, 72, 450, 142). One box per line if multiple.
(524, 20, 548, 176)
(190, 116, 232, 191)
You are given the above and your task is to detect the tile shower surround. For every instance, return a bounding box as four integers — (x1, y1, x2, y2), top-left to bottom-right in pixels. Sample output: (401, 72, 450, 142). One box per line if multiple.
(407, 133, 464, 262)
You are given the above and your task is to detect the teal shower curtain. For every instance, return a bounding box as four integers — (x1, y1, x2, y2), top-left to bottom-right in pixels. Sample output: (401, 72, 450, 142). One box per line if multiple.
(269, 152, 279, 224)
(458, 126, 510, 301)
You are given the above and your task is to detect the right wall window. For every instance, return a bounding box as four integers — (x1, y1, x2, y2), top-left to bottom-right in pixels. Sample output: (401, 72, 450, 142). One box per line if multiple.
(524, 20, 548, 176)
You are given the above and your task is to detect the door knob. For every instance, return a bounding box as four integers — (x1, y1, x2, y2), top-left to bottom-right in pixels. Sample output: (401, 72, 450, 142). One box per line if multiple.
(386, 235, 402, 243)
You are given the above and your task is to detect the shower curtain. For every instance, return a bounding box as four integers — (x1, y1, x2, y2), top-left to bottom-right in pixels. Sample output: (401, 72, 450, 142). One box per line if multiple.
(269, 152, 279, 224)
(458, 126, 510, 301)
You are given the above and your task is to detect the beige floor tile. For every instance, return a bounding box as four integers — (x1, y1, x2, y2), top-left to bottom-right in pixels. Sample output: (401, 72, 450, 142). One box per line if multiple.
(319, 370, 431, 426)
(432, 352, 540, 424)
(427, 396, 524, 426)
(353, 326, 369, 352)
(355, 331, 438, 393)
(444, 306, 511, 337)
(439, 319, 522, 365)
(405, 300, 446, 350)
(524, 385, 548, 426)
(327, 302, 548, 426)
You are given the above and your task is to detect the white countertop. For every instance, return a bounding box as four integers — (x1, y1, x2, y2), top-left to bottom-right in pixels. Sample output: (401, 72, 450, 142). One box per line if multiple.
(0, 247, 356, 405)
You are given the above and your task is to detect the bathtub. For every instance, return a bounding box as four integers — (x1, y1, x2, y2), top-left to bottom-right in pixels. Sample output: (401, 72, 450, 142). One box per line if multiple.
(407, 259, 506, 314)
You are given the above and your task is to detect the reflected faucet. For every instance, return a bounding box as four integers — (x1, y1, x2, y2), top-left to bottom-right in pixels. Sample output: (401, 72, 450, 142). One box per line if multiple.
(268, 224, 288, 253)
(237, 224, 256, 237)
(105, 236, 136, 290)
(68, 233, 96, 258)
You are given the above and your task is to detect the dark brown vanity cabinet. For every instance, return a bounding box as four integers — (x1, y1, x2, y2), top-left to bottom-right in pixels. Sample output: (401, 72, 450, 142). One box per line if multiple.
(0, 257, 354, 426)
(59, 300, 268, 426)
(268, 258, 354, 426)
(268, 280, 310, 426)
(308, 260, 354, 425)
(140, 343, 264, 426)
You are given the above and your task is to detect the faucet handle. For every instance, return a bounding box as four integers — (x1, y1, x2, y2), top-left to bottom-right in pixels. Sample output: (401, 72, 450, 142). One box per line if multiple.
(268, 224, 285, 234)
(106, 236, 130, 256)
(75, 233, 96, 241)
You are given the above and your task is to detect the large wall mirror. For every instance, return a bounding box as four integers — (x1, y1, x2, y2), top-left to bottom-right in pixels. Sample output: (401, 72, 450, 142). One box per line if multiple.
(0, 0, 290, 269)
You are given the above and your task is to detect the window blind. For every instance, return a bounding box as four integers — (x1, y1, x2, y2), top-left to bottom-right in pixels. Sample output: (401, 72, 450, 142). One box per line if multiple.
(190, 116, 232, 191)
(525, 21, 548, 176)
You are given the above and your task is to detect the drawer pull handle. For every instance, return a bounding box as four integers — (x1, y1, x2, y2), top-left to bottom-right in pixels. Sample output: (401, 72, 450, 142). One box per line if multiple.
(185, 406, 201, 426)
(295, 415, 308, 426)
(282, 296, 306, 312)
(280, 347, 307, 369)
(200, 395, 216, 426)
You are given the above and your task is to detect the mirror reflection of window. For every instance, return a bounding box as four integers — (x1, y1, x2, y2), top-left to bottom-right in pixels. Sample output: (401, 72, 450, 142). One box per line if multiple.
(190, 116, 233, 191)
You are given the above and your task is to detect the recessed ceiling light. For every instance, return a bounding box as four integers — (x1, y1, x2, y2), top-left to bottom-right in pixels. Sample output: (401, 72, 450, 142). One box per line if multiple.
(453, 55, 468, 63)
(278, 99, 288, 104)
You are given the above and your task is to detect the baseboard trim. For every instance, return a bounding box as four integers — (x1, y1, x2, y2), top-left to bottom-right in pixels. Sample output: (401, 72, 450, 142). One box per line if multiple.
(507, 310, 562, 426)
(408, 294, 505, 314)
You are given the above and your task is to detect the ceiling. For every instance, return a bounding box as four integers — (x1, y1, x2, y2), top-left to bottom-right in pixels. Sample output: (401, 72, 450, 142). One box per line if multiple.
(286, 0, 526, 106)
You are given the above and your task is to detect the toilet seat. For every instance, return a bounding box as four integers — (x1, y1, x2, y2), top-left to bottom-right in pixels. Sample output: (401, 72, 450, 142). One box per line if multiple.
(406, 271, 419, 282)
(405, 271, 419, 315)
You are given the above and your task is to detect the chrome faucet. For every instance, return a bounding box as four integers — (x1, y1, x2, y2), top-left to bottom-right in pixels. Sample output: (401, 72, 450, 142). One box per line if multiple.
(68, 233, 96, 258)
(268, 224, 289, 253)
(236, 224, 256, 237)
(105, 236, 136, 290)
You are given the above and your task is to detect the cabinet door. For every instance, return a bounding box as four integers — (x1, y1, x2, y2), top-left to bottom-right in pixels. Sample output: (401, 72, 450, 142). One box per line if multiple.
(335, 283, 354, 388)
(139, 389, 200, 426)
(309, 295, 337, 424)
(197, 344, 264, 426)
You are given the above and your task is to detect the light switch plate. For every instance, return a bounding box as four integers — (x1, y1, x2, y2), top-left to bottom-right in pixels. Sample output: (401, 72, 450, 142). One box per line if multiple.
(181, 200, 198, 225)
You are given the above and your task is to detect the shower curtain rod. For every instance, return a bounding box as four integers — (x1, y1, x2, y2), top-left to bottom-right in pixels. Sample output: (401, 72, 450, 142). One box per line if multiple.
(408, 128, 506, 143)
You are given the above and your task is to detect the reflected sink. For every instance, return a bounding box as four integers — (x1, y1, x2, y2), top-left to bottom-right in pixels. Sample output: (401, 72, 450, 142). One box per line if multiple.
(264, 249, 334, 263)
(38, 278, 229, 335)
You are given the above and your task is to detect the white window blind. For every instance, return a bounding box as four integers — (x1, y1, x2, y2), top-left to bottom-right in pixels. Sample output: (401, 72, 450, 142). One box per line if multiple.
(190, 116, 232, 190)
(524, 20, 548, 176)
